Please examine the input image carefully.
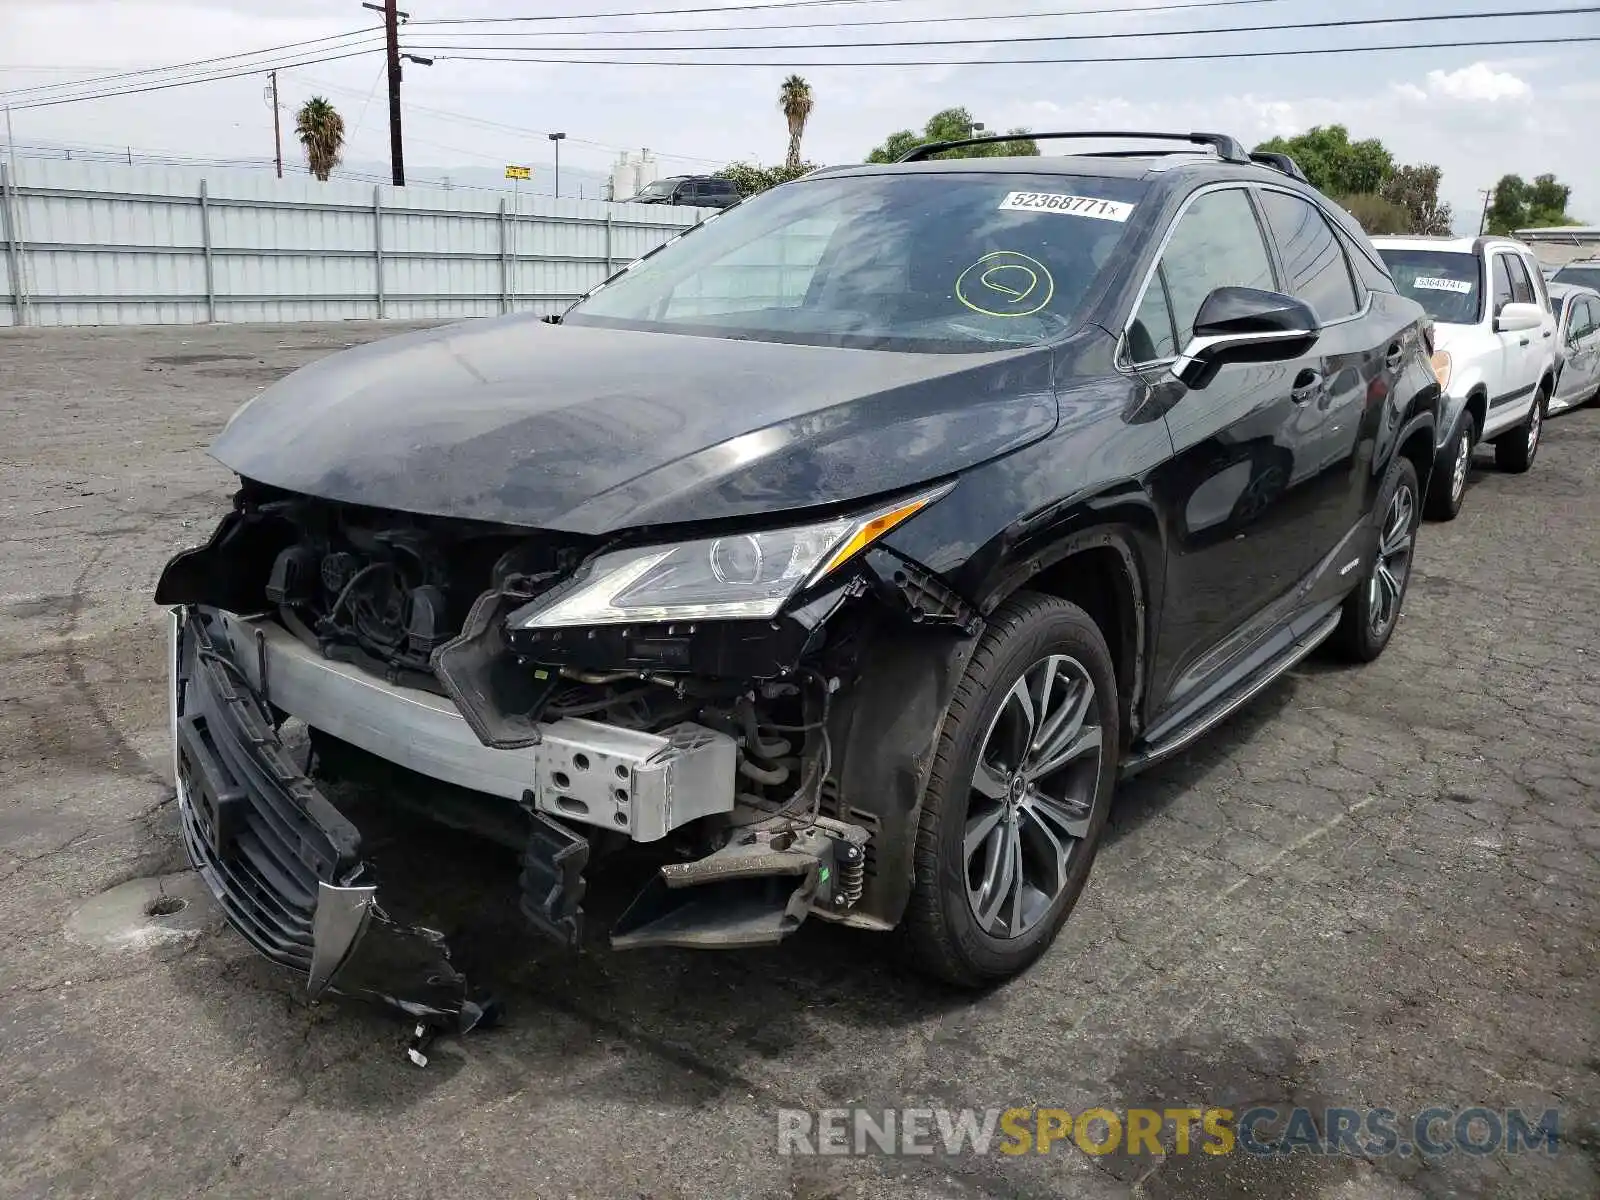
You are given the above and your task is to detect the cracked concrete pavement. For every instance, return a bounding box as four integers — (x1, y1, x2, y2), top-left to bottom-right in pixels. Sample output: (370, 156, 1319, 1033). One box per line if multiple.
(1, 322, 1596, 1199)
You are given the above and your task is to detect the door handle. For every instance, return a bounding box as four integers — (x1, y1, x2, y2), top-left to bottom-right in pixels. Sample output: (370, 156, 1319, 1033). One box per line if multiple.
(1291, 368, 1324, 403)
(1519, 336, 1531, 346)
(1543, 330, 1553, 338)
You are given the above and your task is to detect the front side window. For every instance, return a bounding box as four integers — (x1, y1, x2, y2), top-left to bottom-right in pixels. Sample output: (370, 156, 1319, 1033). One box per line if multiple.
(1575, 298, 1597, 339)
(1506, 254, 1537, 305)
(1257, 190, 1360, 322)
(568, 171, 1148, 351)
(1151, 187, 1277, 346)
(1491, 255, 1515, 316)
(1376, 249, 1482, 325)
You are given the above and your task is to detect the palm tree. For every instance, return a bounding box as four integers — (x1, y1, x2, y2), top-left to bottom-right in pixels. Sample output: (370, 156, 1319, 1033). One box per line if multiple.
(295, 96, 345, 182)
(778, 75, 814, 172)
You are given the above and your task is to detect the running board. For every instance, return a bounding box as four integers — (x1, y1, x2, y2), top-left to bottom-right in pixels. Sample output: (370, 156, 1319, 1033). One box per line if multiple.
(1120, 609, 1342, 778)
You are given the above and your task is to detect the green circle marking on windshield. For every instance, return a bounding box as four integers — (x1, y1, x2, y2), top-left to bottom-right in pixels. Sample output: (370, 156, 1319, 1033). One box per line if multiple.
(955, 251, 1055, 318)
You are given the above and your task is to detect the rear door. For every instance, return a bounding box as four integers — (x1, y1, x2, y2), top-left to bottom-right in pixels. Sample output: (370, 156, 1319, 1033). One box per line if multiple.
(1139, 184, 1341, 719)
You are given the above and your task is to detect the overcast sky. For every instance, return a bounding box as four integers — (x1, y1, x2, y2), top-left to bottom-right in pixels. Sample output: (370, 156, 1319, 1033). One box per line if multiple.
(2, 0, 1596, 227)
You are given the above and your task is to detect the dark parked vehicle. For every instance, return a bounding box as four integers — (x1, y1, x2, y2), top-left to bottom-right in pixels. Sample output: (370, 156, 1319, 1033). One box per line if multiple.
(1549, 258, 1600, 293)
(158, 132, 1439, 1035)
(624, 174, 741, 208)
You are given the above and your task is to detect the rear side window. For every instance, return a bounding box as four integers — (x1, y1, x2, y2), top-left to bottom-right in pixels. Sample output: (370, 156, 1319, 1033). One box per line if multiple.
(1258, 190, 1360, 321)
(1506, 254, 1537, 305)
(705, 180, 737, 197)
(1491, 255, 1515, 315)
(1151, 187, 1278, 346)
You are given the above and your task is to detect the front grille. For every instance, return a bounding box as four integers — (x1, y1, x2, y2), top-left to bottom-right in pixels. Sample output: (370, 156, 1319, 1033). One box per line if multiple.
(175, 612, 362, 973)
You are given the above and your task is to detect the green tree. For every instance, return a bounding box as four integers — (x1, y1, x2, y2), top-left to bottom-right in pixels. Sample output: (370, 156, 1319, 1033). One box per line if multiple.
(1336, 193, 1412, 236)
(714, 160, 820, 198)
(778, 75, 815, 172)
(1253, 125, 1393, 196)
(1379, 164, 1454, 236)
(866, 107, 1038, 162)
(294, 96, 345, 182)
(1486, 172, 1581, 234)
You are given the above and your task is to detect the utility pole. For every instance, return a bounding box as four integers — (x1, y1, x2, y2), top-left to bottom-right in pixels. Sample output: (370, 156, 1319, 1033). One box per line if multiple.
(363, 1, 408, 186)
(269, 70, 283, 179)
(1478, 188, 1493, 236)
(549, 131, 566, 199)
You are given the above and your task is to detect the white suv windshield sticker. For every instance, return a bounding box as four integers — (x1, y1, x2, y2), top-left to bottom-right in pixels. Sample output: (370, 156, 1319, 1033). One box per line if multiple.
(998, 192, 1134, 222)
(1413, 277, 1472, 294)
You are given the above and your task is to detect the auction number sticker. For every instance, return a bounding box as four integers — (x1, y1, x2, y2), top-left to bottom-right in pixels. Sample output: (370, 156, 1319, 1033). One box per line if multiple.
(998, 192, 1134, 221)
(1413, 276, 1472, 294)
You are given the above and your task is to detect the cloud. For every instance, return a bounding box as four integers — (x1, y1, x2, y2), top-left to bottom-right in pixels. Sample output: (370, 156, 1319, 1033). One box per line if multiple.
(1422, 63, 1532, 104)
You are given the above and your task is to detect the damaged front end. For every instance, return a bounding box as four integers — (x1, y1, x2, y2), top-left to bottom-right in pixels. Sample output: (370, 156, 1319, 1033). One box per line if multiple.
(159, 479, 981, 1030)
(170, 607, 493, 1035)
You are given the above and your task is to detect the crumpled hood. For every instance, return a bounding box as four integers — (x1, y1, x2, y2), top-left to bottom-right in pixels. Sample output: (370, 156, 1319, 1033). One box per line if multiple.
(210, 314, 1058, 533)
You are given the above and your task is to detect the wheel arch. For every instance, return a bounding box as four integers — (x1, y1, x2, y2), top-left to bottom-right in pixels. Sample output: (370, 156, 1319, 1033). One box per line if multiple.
(969, 491, 1164, 751)
(1462, 385, 1488, 440)
(828, 492, 1164, 930)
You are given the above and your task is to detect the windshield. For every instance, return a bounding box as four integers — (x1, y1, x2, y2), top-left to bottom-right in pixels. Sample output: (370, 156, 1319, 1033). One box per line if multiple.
(566, 171, 1148, 352)
(1376, 249, 1483, 324)
(632, 181, 677, 200)
(1552, 265, 1600, 291)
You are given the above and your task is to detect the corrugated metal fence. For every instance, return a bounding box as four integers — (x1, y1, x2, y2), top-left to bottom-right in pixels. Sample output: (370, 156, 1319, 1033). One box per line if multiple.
(0, 159, 706, 328)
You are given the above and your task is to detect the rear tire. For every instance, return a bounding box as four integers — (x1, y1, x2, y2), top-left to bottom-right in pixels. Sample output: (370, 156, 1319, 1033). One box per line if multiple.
(902, 592, 1119, 988)
(1332, 456, 1420, 664)
(1494, 384, 1547, 473)
(1424, 414, 1472, 522)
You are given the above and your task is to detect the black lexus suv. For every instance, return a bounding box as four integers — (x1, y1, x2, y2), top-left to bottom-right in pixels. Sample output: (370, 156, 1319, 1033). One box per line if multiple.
(157, 132, 1440, 1033)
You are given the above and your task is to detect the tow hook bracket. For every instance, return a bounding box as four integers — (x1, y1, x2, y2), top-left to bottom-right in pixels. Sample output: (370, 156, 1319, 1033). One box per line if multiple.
(518, 803, 589, 949)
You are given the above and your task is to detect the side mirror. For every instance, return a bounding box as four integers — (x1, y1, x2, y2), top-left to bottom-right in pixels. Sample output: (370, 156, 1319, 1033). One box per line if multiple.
(1172, 287, 1321, 389)
(1495, 302, 1544, 334)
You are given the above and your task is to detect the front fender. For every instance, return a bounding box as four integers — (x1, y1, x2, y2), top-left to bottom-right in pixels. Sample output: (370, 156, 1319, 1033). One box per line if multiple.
(826, 620, 980, 929)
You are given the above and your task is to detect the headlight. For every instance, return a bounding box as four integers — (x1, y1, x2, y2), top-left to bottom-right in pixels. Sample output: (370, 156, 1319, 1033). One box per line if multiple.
(1430, 350, 1452, 391)
(514, 484, 951, 629)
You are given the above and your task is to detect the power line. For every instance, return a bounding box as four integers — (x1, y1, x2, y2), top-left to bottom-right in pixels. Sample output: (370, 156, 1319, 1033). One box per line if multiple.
(413, 0, 906, 25)
(294, 69, 726, 165)
(409, 7, 1600, 54)
(415, 0, 1289, 37)
(424, 33, 1600, 67)
(2, 48, 385, 110)
(0, 28, 384, 102)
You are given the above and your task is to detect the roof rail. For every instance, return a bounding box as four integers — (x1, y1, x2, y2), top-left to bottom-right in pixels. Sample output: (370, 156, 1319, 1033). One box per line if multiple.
(1249, 151, 1308, 183)
(896, 130, 1250, 164)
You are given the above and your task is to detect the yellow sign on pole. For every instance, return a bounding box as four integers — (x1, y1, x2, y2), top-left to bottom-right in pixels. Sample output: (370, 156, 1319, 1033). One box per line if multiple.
(505, 165, 531, 181)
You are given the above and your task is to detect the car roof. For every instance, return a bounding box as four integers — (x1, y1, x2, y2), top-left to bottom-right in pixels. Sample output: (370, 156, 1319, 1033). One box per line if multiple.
(1553, 258, 1600, 269)
(1371, 235, 1531, 255)
(1547, 281, 1600, 300)
(808, 152, 1307, 186)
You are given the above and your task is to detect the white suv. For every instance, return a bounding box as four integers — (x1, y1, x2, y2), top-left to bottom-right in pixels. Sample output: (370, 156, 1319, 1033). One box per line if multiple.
(1372, 236, 1558, 520)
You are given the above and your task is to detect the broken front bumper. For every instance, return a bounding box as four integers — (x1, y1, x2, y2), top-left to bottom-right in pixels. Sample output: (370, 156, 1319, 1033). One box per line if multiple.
(170, 606, 492, 1030)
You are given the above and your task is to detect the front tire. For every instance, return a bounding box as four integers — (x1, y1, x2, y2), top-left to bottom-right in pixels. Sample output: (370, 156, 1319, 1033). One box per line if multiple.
(1332, 456, 1420, 663)
(1424, 414, 1472, 522)
(1494, 384, 1547, 473)
(902, 592, 1119, 988)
